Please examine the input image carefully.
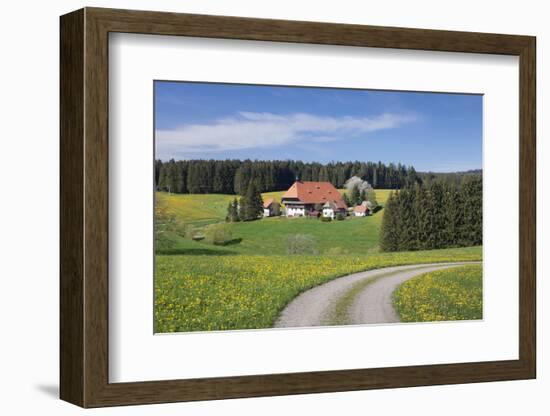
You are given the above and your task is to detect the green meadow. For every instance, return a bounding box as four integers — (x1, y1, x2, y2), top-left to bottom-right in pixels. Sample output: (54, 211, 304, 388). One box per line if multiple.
(156, 247, 482, 332)
(156, 189, 393, 256)
(154, 189, 482, 332)
(393, 264, 483, 322)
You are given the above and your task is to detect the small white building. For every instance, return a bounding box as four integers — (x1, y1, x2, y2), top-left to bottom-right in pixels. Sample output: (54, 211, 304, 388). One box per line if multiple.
(353, 201, 371, 217)
(263, 198, 279, 217)
(322, 201, 338, 219)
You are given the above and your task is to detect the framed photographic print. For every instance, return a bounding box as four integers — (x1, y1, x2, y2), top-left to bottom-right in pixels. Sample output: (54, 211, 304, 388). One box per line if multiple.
(60, 7, 536, 408)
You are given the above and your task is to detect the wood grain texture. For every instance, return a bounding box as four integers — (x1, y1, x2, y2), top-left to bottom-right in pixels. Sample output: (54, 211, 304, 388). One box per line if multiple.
(59, 8, 84, 407)
(59, 7, 537, 408)
(518, 38, 536, 376)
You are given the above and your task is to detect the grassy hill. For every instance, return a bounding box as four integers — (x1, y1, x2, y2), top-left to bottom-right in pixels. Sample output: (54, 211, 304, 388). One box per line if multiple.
(157, 193, 234, 227)
(157, 188, 393, 226)
(156, 189, 394, 256)
(154, 188, 482, 333)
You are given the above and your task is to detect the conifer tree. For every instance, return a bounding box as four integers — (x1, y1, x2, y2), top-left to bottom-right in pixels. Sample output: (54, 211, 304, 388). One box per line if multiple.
(351, 184, 361, 206)
(397, 188, 417, 250)
(366, 188, 378, 207)
(460, 176, 483, 246)
(380, 192, 400, 252)
(412, 184, 430, 250)
(226, 198, 240, 222)
(429, 181, 446, 249)
(342, 192, 351, 207)
(380, 178, 481, 252)
(442, 183, 462, 247)
(240, 183, 263, 221)
(157, 163, 169, 191)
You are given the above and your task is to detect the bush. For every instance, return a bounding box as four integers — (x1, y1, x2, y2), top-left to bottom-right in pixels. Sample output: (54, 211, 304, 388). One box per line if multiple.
(336, 212, 346, 221)
(172, 220, 188, 237)
(320, 216, 332, 222)
(204, 223, 233, 245)
(287, 234, 318, 255)
(372, 205, 383, 214)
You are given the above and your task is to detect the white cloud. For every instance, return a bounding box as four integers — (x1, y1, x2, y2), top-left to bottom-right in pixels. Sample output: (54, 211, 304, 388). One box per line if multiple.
(155, 111, 417, 156)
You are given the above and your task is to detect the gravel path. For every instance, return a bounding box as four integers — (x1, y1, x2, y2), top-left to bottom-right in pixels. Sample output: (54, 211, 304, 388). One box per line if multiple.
(274, 262, 475, 328)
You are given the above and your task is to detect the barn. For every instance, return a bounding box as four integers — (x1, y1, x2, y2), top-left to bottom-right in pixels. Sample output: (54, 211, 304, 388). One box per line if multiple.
(281, 180, 347, 218)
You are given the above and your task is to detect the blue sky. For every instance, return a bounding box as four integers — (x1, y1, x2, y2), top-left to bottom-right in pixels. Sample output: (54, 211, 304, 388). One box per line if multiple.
(154, 81, 482, 172)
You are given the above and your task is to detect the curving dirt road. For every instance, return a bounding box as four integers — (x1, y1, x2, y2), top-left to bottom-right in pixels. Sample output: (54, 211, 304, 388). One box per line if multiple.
(274, 262, 476, 328)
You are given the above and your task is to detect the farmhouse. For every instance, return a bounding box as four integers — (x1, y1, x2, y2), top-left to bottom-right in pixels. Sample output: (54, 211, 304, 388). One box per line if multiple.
(263, 198, 280, 217)
(322, 201, 340, 219)
(281, 180, 347, 218)
(353, 202, 370, 217)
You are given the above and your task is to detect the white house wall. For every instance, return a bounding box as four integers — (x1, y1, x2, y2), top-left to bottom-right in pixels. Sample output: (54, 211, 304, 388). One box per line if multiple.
(286, 207, 305, 217)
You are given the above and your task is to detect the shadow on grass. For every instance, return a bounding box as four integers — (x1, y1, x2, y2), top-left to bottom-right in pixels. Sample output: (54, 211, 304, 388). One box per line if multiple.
(215, 238, 243, 246)
(156, 247, 238, 256)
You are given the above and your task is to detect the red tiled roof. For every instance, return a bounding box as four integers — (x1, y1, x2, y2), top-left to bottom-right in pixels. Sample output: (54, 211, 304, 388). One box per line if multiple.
(353, 204, 369, 213)
(282, 181, 347, 209)
(263, 198, 275, 208)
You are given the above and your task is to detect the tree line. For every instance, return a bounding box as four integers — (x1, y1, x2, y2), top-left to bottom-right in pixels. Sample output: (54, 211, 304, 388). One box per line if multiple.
(380, 176, 482, 252)
(155, 159, 420, 194)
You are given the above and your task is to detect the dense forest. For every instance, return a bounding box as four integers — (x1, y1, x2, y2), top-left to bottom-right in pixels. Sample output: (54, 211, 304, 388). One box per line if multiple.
(380, 176, 483, 252)
(419, 169, 483, 186)
(155, 159, 422, 194)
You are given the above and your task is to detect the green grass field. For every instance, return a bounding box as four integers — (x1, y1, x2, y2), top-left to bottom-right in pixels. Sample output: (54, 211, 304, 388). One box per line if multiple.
(156, 189, 393, 256)
(155, 247, 482, 332)
(157, 189, 393, 227)
(157, 193, 235, 227)
(393, 264, 483, 322)
(154, 188, 482, 332)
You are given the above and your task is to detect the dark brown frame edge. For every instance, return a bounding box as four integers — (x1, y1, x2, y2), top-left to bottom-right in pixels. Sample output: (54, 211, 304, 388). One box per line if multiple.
(60, 7, 536, 408)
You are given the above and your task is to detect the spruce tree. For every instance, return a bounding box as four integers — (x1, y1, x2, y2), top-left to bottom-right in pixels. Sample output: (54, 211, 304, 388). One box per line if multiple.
(442, 183, 462, 247)
(240, 183, 263, 221)
(351, 184, 361, 206)
(342, 193, 351, 207)
(413, 184, 430, 250)
(380, 192, 400, 252)
(380, 177, 482, 252)
(366, 188, 378, 207)
(226, 198, 240, 222)
(157, 163, 169, 191)
(397, 188, 417, 250)
(166, 160, 178, 193)
(460, 176, 483, 246)
(430, 181, 446, 248)
(153, 159, 427, 195)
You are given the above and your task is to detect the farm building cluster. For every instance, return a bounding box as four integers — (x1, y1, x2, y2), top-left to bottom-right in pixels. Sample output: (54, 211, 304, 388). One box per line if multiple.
(263, 180, 372, 219)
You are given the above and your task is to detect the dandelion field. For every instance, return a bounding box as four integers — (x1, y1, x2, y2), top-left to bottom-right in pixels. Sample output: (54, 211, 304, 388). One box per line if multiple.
(393, 264, 483, 322)
(155, 246, 482, 332)
(154, 189, 482, 333)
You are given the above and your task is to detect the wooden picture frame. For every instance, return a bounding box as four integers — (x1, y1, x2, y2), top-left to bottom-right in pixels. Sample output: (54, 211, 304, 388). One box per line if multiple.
(60, 7, 536, 408)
